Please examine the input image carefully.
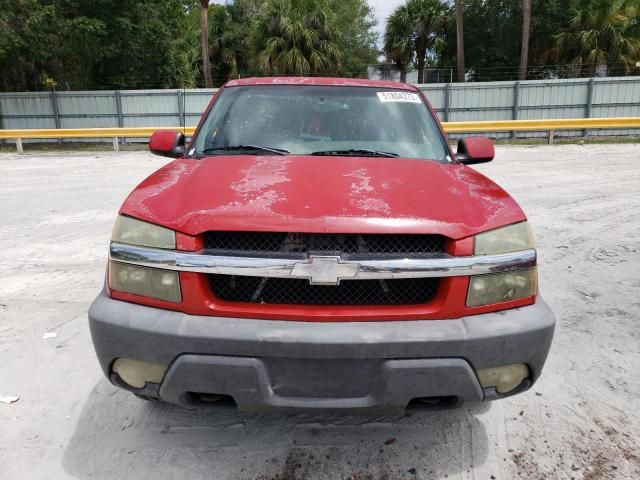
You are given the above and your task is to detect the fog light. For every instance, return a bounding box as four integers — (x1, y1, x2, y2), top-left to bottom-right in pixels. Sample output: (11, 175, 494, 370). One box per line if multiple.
(476, 363, 529, 394)
(112, 358, 167, 389)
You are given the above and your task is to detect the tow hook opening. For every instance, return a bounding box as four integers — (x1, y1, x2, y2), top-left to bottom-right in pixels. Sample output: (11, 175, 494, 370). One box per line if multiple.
(186, 392, 237, 407)
(406, 395, 461, 410)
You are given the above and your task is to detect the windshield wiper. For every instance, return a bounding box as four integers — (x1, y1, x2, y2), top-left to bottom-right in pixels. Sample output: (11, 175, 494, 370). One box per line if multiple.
(310, 149, 398, 158)
(200, 145, 289, 156)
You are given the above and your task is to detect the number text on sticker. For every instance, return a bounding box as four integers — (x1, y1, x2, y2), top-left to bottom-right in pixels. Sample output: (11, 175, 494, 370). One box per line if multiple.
(377, 92, 422, 104)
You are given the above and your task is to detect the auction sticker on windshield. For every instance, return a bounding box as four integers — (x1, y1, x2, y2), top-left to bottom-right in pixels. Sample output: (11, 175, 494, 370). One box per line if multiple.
(377, 91, 422, 103)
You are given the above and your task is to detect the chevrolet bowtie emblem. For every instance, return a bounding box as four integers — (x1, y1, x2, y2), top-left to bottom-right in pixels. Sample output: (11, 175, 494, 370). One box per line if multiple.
(291, 256, 360, 285)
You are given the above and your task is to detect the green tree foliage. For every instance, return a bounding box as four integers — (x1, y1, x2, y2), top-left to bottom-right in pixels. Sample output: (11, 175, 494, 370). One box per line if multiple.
(0, 0, 195, 90)
(383, 0, 450, 84)
(0, 0, 59, 91)
(439, 0, 523, 81)
(4, 0, 637, 90)
(0, 0, 378, 90)
(546, 0, 640, 75)
(438, 0, 640, 80)
(329, 0, 379, 77)
(438, 0, 575, 81)
(252, 0, 340, 75)
(207, 0, 376, 81)
(169, 3, 202, 88)
(208, 0, 266, 83)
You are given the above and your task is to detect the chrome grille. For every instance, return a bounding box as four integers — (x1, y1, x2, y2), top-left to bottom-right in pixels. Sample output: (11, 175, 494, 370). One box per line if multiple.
(203, 232, 445, 306)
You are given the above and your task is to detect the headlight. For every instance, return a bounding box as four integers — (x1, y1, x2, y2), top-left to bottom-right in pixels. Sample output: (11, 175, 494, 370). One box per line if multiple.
(109, 261, 182, 303)
(469, 222, 537, 307)
(467, 268, 537, 307)
(109, 216, 180, 302)
(474, 222, 534, 256)
(112, 215, 175, 249)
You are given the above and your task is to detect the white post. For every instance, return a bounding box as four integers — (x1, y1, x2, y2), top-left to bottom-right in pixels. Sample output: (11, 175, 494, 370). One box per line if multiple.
(548, 130, 555, 145)
(16, 138, 23, 154)
(112, 137, 120, 152)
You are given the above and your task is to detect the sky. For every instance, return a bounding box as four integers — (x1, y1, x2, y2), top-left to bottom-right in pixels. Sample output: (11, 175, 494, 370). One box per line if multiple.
(368, 0, 405, 41)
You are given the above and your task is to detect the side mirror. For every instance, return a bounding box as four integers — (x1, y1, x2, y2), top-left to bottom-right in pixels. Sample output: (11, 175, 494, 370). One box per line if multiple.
(149, 130, 185, 158)
(456, 137, 495, 165)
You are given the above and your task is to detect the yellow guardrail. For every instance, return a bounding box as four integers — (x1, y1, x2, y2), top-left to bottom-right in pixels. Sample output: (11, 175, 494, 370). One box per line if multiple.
(0, 127, 195, 153)
(0, 127, 195, 140)
(1, 117, 639, 152)
(443, 117, 640, 133)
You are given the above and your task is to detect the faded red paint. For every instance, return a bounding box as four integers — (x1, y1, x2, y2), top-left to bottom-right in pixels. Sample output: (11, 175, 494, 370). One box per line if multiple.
(121, 155, 524, 239)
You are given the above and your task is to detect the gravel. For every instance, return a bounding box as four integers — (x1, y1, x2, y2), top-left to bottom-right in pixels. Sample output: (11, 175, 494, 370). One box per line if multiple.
(0, 144, 638, 480)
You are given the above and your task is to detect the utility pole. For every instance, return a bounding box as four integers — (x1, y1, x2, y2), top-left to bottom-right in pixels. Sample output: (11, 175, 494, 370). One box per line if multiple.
(455, 0, 465, 82)
(519, 0, 532, 80)
(200, 0, 213, 88)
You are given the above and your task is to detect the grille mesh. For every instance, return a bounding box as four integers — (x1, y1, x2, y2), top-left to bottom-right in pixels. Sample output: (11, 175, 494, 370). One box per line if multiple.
(204, 231, 444, 306)
(203, 232, 445, 255)
(208, 275, 440, 306)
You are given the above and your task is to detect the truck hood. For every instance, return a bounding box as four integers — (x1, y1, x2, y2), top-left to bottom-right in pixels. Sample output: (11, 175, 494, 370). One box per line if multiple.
(120, 155, 525, 239)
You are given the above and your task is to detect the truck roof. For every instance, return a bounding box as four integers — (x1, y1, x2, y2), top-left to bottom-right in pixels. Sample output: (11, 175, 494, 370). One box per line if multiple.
(224, 76, 417, 91)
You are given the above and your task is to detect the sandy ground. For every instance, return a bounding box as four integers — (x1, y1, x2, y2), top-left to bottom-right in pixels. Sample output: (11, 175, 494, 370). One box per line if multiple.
(0, 144, 639, 480)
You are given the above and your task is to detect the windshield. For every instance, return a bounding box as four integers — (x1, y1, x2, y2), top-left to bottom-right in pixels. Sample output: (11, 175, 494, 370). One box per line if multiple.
(191, 85, 449, 162)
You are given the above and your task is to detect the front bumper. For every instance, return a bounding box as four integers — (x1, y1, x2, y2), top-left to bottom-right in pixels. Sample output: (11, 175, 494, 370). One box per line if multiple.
(89, 291, 555, 413)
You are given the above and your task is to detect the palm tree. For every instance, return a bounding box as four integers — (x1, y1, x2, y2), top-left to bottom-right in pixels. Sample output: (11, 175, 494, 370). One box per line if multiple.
(384, 9, 412, 82)
(519, 0, 532, 80)
(254, 0, 340, 75)
(210, 7, 239, 79)
(547, 0, 640, 76)
(199, 0, 213, 87)
(383, 0, 450, 84)
(454, 0, 465, 82)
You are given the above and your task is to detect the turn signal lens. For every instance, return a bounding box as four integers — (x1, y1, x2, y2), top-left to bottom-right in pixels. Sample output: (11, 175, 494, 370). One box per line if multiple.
(467, 268, 537, 307)
(474, 222, 534, 255)
(112, 215, 175, 249)
(109, 261, 181, 303)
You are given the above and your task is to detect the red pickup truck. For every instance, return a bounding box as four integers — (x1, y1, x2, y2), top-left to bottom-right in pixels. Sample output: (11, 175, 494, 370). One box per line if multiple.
(89, 77, 555, 412)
